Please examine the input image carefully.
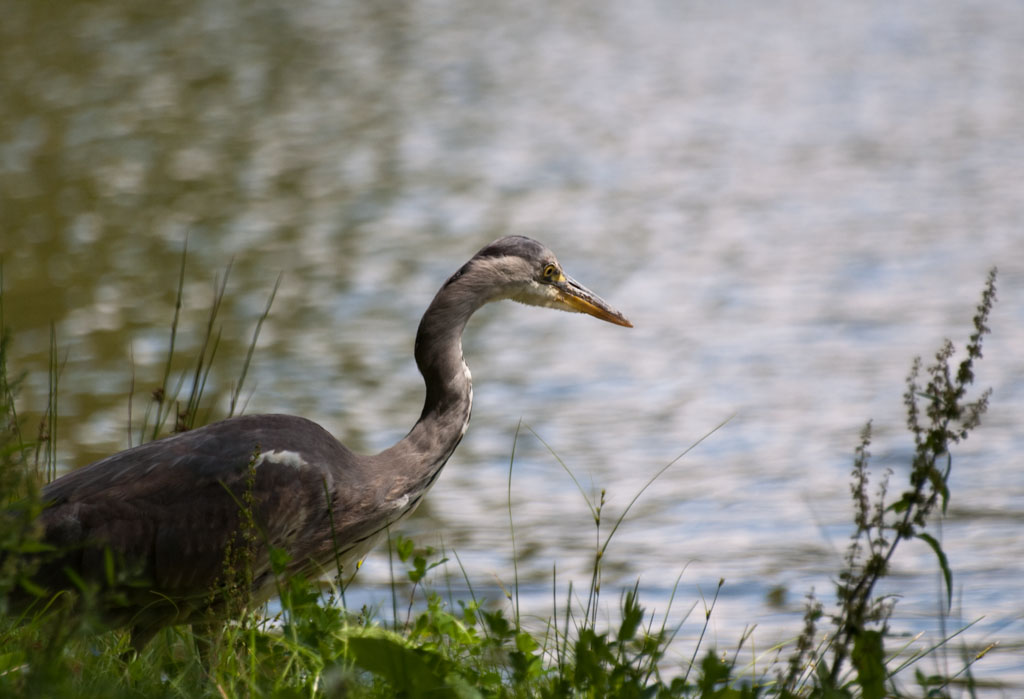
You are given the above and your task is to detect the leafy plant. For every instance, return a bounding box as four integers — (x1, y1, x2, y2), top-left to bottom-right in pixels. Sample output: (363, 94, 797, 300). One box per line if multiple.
(781, 268, 998, 697)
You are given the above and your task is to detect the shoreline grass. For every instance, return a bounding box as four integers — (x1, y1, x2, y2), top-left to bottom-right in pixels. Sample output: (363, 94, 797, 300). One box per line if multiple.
(0, 263, 1003, 697)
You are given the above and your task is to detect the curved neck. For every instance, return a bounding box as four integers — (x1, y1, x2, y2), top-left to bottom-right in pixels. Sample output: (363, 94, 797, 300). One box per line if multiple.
(370, 270, 486, 509)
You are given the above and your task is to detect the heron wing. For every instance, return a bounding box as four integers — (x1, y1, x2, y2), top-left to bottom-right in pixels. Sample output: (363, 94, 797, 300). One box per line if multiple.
(35, 414, 372, 598)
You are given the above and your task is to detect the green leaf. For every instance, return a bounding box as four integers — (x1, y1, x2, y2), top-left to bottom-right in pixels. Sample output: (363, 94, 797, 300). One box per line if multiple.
(917, 532, 953, 610)
(618, 587, 644, 642)
(104, 547, 116, 586)
(6, 539, 55, 553)
(408, 554, 427, 583)
(17, 576, 49, 598)
(395, 535, 414, 562)
(852, 630, 887, 699)
(346, 635, 473, 699)
(697, 650, 733, 694)
(425, 556, 449, 574)
(940, 452, 953, 513)
(888, 493, 913, 513)
(268, 545, 291, 574)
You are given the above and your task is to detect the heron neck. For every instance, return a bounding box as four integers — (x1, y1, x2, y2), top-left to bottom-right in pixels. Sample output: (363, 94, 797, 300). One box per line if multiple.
(373, 275, 482, 507)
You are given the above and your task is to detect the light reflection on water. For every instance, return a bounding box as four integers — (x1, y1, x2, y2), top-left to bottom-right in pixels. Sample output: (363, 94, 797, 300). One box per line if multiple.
(3, 0, 1024, 690)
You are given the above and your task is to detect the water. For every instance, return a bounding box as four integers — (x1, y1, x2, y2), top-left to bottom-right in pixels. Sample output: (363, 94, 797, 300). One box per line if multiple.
(3, 0, 1023, 691)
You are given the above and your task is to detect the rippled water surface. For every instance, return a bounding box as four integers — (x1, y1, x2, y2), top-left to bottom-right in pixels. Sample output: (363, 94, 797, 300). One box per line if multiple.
(3, 0, 1024, 691)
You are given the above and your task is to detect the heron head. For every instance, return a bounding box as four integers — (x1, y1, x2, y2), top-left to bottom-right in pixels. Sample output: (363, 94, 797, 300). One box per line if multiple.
(457, 236, 633, 328)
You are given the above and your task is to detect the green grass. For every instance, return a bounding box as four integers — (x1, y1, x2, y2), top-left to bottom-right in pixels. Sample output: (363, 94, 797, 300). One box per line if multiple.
(0, 260, 1001, 697)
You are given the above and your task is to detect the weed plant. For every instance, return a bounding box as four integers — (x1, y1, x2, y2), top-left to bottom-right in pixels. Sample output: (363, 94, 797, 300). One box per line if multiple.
(0, 263, 1001, 697)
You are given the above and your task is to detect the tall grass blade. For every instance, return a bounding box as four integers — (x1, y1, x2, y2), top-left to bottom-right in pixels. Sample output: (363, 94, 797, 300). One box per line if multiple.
(917, 532, 953, 610)
(506, 419, 522, 630)
(600, 414, 734, 560)
(229, 272, 280, 417)
(152, 239, 189, 442)
(527, 426, 597, 519)
(683, 577, 723, 687)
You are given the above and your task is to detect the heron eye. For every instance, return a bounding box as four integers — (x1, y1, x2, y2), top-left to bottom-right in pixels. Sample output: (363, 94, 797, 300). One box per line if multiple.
(542, 264, 559, 279)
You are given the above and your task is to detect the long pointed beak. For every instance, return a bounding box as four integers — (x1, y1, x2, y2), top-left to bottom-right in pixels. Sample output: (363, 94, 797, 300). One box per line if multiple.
(554, 276, 633, 328)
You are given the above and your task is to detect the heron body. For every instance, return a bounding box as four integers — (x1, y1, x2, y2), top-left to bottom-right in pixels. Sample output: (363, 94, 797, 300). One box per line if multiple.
(19, 236, 631, 649)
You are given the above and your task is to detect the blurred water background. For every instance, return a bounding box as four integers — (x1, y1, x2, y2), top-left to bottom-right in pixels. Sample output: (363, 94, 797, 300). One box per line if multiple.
(2, 0, 1023, 691)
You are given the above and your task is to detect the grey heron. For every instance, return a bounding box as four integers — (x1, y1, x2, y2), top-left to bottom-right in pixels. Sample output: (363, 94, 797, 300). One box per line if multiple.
(16, 235, 632, 650)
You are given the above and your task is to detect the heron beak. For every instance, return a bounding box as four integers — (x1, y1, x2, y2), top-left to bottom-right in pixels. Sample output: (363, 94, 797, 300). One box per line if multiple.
(554, 276, 633, 328)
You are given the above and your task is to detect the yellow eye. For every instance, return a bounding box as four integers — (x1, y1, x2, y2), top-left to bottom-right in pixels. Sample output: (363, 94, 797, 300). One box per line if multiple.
(542, 264, 559, 279)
